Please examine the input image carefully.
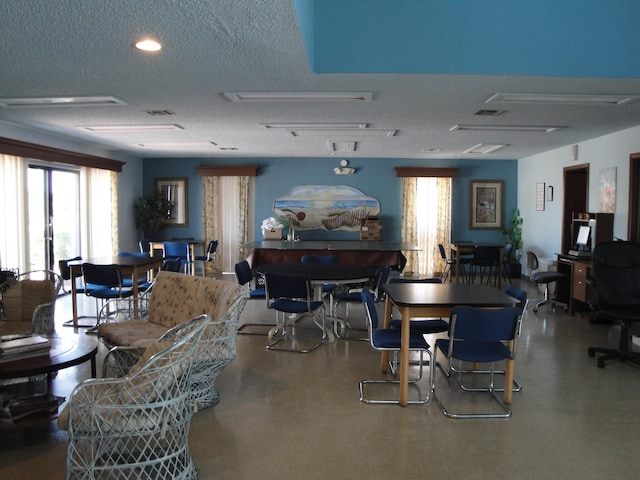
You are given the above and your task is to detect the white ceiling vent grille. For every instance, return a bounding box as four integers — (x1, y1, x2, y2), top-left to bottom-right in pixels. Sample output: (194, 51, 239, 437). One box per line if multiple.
(0, 95, 127, 107)
(78, 124, 184, 132)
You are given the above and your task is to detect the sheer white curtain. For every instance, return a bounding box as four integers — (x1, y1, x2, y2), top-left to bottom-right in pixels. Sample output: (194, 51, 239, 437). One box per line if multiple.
(401, 177, 452, 276)
(0, 154, 28, 271)
(0, 154, 116, 272)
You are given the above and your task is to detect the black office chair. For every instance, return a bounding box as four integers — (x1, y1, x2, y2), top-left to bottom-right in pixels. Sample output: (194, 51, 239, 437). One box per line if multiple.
(437, 244, 457, 283)
(587, 241, 640, 368)
(526, 250, 567, 312)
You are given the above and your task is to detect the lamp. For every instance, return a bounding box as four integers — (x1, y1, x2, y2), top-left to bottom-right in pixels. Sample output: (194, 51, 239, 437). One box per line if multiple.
(334, 159, 356, 175)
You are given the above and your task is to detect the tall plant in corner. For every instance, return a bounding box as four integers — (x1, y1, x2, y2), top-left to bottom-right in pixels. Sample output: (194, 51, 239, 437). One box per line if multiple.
(504, 208, 523, 263)
(134, 192, 169, 238)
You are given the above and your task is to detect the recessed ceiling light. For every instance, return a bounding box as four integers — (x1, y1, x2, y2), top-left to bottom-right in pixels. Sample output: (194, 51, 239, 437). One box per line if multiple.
(287, 129, 396, 137)
(486, 93, 639, 105)
(78, 124, 183, 132)
(451, 124, 564, 133)
(137, 142, 218, 148)
(224, 92, 374, 102)
(463, 143, 509, 154)
(133, 39, 162, 52)
(260, 123, 367, 130)
(0, 95, 127, 107)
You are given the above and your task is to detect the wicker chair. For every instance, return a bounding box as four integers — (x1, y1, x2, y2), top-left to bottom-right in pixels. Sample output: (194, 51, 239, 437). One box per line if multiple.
(0, 269, 62, 335)
(59, 315, 209, 480)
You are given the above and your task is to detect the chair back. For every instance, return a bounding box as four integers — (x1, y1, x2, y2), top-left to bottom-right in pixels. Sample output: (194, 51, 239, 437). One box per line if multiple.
(0, 270, 61, 328)
(591, 241, 640, 309)
(371, 265, 391, 301)
(361, 287, 380, 331)
(81, 263, 123, 289)
(502, 243, 514, 263)
(138, 239, 151, 253)
(473, 246, 500, 265)
(505, 285, 528, 313)
(301, 255, 338, 264)
(205, 240, 219, 259)
(438, 243, 448, 261)
(117, 251, 150, 258)
(449, 305, 522, 347)
(163, 241, 190, 259)
(264, 272, 312, 303)
(162, 258, 183, 272)
(234, 260, 253, 286)
(526, 250, 539, 273)
(58, 256, 82, 281)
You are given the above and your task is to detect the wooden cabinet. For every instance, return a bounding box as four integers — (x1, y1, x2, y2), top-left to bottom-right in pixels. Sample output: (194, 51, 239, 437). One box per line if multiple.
(572, 261, 589, 304)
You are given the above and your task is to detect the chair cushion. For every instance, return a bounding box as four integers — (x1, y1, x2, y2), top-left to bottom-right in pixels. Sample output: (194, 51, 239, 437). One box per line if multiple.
(372, 329, 430, 349)
(99, 320, 169, 347)
(436, 338, 512, 363)
(2, 279, 55, 324)
(531, 271, 565, 284)
(270, 298, 324, 314)
(390, 318, 449, 334)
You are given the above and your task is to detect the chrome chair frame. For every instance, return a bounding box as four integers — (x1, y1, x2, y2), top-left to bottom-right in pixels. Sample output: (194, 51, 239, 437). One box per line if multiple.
(235, 260, 273, 335)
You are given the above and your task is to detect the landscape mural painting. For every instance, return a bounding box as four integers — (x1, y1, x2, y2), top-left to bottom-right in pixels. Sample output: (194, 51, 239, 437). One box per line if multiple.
(273, 185, 380, 231)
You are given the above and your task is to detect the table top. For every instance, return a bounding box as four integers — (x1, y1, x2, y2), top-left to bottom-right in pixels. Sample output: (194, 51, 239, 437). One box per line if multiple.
(255, 262, 376, 282)
(0, 331, 98, 379)
(68, 255, 162, 268)
(241, 240, 421, 251)
(383, 282, 516, 308)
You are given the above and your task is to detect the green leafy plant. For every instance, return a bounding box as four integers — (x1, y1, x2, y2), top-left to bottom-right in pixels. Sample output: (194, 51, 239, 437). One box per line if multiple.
(504, 208, 523, 262)
(133, 192, 169, 232)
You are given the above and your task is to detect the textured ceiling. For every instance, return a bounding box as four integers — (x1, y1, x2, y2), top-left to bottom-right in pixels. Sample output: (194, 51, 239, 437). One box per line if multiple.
(1, 0, 640, 161)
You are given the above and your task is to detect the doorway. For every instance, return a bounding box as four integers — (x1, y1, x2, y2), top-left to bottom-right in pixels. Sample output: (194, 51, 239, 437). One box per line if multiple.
(27, 166, 81, 271)
(628, 153, 640, 242)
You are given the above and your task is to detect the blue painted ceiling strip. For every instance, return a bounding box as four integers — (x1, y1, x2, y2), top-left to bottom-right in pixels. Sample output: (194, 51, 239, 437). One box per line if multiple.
(294, 0, 640, 78)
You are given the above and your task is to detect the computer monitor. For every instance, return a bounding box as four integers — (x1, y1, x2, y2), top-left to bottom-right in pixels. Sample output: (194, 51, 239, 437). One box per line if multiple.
(575, 225, 591, 251)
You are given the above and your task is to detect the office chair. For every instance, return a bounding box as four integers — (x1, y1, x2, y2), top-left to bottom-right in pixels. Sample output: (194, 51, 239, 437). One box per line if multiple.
(264, 271, 326, 353)
(526, 250, 567, 312)
(587, 241, 640, 368)
(433, 306, 523, 418)
(438, 243, 457, 283)
(359, 288, 433, 404)
(81, 263, 134, 329)
(501, 243, 514, 285)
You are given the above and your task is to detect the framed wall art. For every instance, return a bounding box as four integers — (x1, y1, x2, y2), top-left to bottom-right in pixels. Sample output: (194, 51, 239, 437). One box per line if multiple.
(536, 182, 545, 211)
(469, 180, 503, 229)
(155, 177, 188, 226)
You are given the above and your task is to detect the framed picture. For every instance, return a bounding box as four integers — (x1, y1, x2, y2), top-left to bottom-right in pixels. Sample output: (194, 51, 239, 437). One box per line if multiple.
(536, 182, 545, 211)
(469, 180, 503, 229)
(155, 177, 188, 226)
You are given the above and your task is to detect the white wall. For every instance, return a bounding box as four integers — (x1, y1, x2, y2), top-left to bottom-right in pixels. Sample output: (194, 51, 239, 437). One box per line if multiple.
(518, 125, 640, 264)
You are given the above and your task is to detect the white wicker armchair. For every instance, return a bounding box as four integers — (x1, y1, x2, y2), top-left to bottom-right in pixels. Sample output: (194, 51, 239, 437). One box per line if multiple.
(59, 315, 209, 480)
(97, 272, 248, 409)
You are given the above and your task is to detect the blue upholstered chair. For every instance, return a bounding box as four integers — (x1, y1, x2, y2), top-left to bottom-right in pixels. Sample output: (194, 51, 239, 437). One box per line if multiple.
(433, 305, 523, 418)
(264, 271, 326, 353)
(359, 288, 433, 404)
(163, 241, 192, 274)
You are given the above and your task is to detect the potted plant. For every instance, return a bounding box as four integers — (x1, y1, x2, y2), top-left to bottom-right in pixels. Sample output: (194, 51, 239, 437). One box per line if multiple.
(503, 208, 523, 278)
(133, 192, 169, 239)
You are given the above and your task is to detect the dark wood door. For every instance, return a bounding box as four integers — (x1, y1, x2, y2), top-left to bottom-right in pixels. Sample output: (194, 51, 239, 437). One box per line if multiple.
(562, 164, 589, 253)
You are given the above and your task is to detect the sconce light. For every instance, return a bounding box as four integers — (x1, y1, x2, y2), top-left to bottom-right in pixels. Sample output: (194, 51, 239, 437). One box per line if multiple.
(547, 185, 554, 202)
(334, 159, 356, 175)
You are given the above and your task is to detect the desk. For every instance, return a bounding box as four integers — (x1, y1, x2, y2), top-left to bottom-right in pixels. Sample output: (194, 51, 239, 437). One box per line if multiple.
(556, 253, 590, 315)
(68, 256, 163, 328)
(242, 241, 419, 272)
(450, 242, 505, 288)
(149, 240, 205, 275)
(382, 282, 517, 406)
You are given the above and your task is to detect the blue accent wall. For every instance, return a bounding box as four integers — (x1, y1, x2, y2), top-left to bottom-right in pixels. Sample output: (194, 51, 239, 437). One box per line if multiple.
(143, 157, 517, 244)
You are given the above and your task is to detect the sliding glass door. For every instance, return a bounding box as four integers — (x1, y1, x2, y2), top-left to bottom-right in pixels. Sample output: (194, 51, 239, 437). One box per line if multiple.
(27, 166, 81, 271)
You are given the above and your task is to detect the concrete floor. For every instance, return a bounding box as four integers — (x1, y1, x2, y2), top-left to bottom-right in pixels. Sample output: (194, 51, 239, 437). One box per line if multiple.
(1, 275, 639, 480)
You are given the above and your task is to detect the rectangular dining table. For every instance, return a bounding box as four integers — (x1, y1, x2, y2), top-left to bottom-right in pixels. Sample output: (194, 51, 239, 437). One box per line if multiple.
(382, 282, 517, 406)
(67, 256, 163, 328)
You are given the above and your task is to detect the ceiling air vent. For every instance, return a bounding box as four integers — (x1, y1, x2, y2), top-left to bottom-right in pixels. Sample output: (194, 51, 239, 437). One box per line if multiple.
(474, 109, 506, 116)
(145, 110, 175, 116)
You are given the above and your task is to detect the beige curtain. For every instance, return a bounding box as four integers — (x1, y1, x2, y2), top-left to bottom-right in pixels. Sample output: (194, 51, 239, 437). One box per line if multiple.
(202, 175, 250, 275)
(401, 177, 451, 276)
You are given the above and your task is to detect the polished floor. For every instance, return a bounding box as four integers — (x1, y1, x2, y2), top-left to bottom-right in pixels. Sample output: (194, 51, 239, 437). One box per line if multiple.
(1, 274, 639, 480)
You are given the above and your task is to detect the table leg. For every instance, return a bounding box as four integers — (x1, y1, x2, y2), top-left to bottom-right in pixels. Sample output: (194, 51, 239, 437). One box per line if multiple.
(455, 248, 461, 283)
(399, 306, 410, 407)
(504, 340, 514, 404)
(70, 265, 79, 328)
